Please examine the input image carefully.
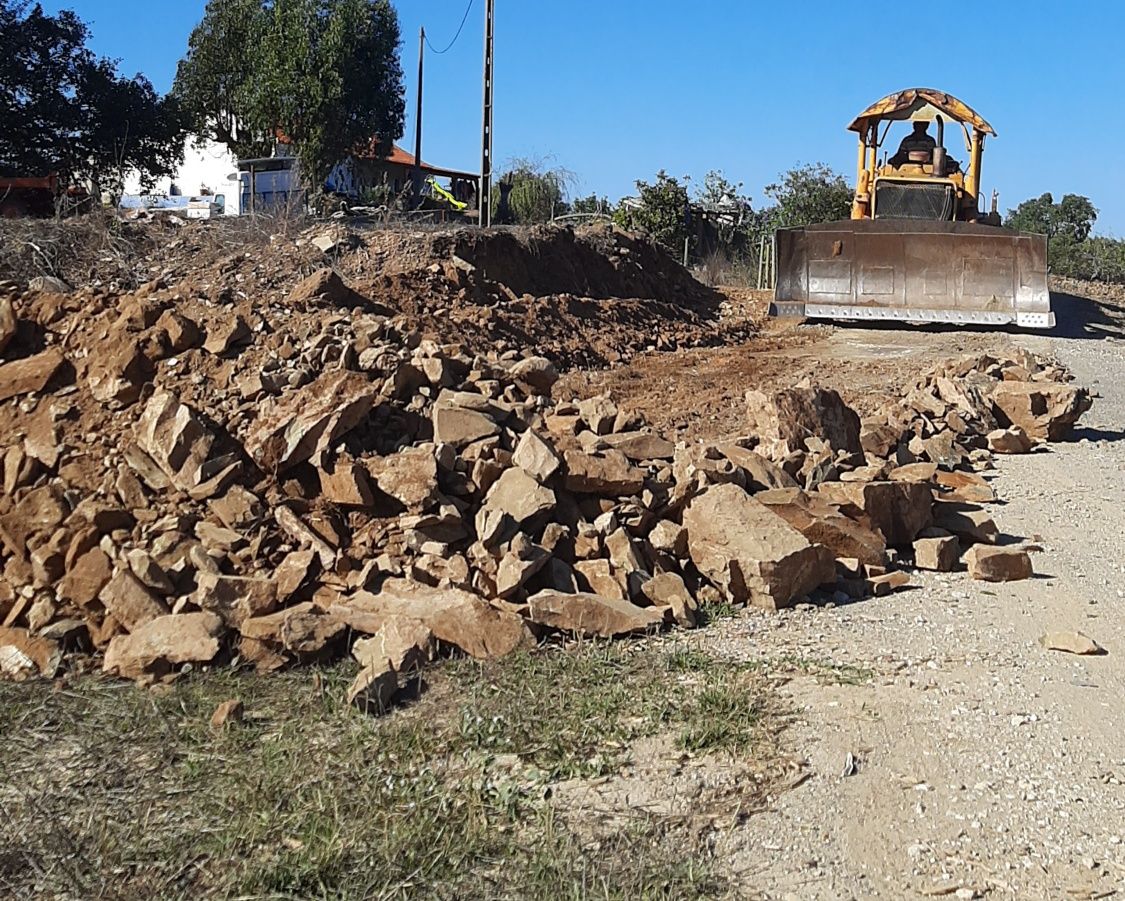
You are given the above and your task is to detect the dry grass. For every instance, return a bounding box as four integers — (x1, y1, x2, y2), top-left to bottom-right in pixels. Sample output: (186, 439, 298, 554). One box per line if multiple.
(0, 211, 152, 287)
(0, 641, 783, 900)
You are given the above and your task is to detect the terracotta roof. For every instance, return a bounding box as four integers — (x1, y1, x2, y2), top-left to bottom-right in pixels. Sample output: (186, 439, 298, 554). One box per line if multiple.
(353, 137, 421, 166)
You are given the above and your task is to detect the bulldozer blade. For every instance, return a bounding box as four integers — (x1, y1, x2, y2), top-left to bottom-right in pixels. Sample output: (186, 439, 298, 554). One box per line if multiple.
(771, 219, 1053, 329)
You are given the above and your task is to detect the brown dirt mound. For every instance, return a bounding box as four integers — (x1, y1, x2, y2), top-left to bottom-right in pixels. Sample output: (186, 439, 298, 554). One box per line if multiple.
(0, 217, 753, 371)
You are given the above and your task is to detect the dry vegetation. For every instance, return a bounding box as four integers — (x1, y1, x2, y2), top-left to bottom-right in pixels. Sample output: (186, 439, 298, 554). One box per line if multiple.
(1, 637, 792, 900)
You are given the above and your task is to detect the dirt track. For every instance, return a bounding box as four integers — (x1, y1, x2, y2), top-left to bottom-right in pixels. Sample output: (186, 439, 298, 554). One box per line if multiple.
(576, 288, 1125, 899)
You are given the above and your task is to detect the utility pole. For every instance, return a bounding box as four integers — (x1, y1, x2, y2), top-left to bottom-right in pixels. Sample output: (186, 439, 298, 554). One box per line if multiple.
(412, 26, 425, 205)
(479, 0, 495, 227)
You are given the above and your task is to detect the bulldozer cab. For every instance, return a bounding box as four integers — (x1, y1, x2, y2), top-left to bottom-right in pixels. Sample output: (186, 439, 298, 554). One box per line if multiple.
(772, 88, 1053, 329)
(849, 88, 993, 224)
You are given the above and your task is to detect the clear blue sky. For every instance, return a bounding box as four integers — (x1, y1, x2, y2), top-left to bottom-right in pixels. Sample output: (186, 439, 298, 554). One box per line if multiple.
(48, 0, 1125, 234)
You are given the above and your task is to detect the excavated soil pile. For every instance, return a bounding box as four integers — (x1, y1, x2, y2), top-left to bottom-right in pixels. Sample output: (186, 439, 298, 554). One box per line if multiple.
(1, 217, 748, 370)
(0, 255, 1092, 708)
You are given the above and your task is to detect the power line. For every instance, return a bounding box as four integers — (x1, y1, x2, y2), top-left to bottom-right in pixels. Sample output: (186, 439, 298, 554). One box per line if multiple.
(424, 0, 474, 54)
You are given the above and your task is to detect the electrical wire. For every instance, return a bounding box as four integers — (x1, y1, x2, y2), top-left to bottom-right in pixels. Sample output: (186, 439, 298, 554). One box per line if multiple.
(424, 0, 475, 54)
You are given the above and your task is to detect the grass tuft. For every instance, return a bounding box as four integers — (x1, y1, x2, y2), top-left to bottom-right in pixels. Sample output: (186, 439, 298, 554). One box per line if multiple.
(0, 642, 779, 899)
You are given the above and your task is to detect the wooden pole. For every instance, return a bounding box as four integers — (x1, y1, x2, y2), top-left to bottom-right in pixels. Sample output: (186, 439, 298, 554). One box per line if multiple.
(479, 0, 495, 227)
(413, 26, 425, 205)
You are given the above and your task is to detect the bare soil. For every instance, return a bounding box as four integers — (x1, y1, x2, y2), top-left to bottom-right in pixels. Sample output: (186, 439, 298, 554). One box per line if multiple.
(551, 282, 1125, 899)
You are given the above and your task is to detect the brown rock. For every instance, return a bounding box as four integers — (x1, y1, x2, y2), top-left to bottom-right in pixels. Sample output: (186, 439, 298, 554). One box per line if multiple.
(913, 535, 960, 572)
(202, 314, 250, 354)
(866, 570, 911, 596)
(860, 422, 904, 458)
(0, 295, 16, 356)
(602, 431, 676, 462)
(684, 483, 835, 610)
(640, 573, 698, 627)
(932, 502, 999, 544)
(0, 348, 65, 402)
(716, 444, 799, 490)
(288, 268, 352, 305)
(348, 664, 399, 715)
(509, 356, 559, 394)
(352, 617, 434, 673)
(816, 480, 933, 546)
(574, 559, 627, 601)
(432, 406, 500, 448)
(276, 549, 317, 600)
(337, 580, 533, 659)
(87, 343, 153, 406)
(496, 542, 551, 598)
(475, 467, 555, 547)
(99, 570, 169, 631)
(103, 611, 223, 681)
(57, 547, 113, 608)
(563, 449, 644, 495)
(512, 429, 562, 482)
(247, 370, 376, 472)
(648, 519, 687, 558)
(275, 506, 337, 567)
(888, 462, 939, 483)
(210, 486, 265, 531)
(1038, 631, 1104, 656)
(279, 611, 345, 655)
(0, 626, 62, 679)
(210, 699, 244, 729)
(195, 572, 277, 626)
(991, 381, 1091, 440)
(988, 426, 1033, 454)
(135, 390, 216, 491)
(126, 549, 175, 595)
(320, 461, 374, 507)
(965, 545, 1032, 582)
(576, 396, 618, 435)
(745, 386, 861, 460)
(367, 447, 440, 511)
(239, 602, 315, 642)
(757, 487, 887, 566)
(935, 470, 995, 504)
(155, 310, 201, 353)
(527, 590, 668, 637)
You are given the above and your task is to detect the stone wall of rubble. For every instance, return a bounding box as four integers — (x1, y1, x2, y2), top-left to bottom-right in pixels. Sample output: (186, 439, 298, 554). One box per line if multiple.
(0, 259, 1092, 711)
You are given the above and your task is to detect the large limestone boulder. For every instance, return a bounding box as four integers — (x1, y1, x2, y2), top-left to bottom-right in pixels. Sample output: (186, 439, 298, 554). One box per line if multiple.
(246, 370, 376, 472)
(103, 612, 224, 681)
(756, 487, 887, 566)
(334, 580, 533, 659)
(815, 480, 933, 546)
(745, 386, 862, 460)
(683, 483, 835, 610)
(991, 381, 1091, 440)
(526, 590, 668, 637)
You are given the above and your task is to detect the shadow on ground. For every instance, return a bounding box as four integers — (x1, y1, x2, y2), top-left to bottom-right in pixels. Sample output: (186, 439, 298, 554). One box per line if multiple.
(802, 289, 1125, 342)
(1049, 291, 1125, 340)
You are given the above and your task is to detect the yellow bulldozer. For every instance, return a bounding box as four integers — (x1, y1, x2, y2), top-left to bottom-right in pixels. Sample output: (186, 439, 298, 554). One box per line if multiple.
(772, 88, 1054, 329)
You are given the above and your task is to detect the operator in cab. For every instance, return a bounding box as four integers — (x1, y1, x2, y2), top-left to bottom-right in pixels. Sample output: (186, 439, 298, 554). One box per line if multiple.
(889, 121, 936, 167)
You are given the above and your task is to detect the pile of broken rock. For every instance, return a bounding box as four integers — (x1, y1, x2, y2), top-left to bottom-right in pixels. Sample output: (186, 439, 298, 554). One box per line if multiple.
(0, 277, 1091, 713)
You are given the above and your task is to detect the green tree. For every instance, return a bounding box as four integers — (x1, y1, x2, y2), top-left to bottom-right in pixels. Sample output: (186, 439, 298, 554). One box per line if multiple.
(0, 1, 185, 192)
(763, 163, 853, 228)
(614, 170, 692, 254)
(1006, 192, 1097, 241)
(492, 158, 575, 224)
(571, 193, 612, 216)
(175, 0, 406, 194)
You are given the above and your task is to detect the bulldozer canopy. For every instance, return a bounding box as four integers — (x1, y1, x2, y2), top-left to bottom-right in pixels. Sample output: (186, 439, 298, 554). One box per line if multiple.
(848, 88, 995, 136)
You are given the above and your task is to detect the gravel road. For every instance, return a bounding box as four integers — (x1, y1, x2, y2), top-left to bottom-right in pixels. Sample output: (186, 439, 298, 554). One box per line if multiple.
(695, 295, 1125, 900)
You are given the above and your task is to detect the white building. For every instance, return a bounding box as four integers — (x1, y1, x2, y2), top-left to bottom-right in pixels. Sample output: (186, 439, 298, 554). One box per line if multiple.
(121, 137, 241, 216)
